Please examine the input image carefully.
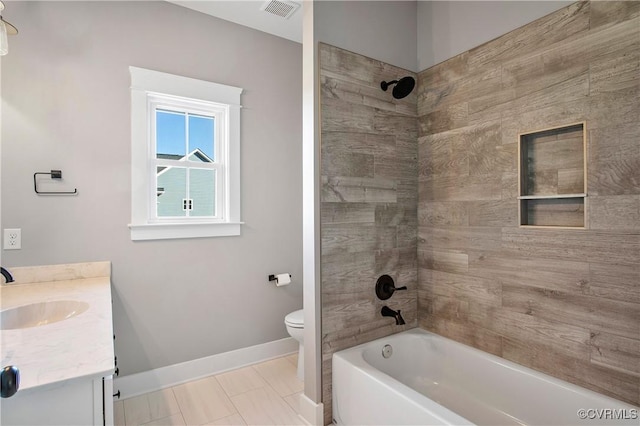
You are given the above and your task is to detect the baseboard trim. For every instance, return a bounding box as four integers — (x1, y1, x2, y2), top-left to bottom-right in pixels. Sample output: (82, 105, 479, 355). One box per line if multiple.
(114, 337, 298, 399)
(299, 393, 324, 425)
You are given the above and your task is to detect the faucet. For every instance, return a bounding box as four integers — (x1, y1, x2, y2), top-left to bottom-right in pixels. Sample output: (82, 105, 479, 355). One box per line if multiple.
(1, 267, 14, 283)
(381, 306, 405, 325)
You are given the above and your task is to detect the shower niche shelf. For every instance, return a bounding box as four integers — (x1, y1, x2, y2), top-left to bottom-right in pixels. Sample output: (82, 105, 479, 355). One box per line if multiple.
(517, 122, 587, 229)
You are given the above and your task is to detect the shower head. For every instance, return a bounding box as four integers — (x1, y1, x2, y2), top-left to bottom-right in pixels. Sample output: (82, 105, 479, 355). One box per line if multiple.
(380, 76, 415, 99)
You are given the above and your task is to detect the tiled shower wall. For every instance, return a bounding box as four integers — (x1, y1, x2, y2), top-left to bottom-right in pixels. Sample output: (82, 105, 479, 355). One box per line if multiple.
(417, 1, 639, 406)
(319, 2, 639, 421)
(319, 43, 418, 424)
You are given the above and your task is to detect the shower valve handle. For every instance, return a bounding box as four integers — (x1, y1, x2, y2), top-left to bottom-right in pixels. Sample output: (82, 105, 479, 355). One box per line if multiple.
(375, 275, 407, 300)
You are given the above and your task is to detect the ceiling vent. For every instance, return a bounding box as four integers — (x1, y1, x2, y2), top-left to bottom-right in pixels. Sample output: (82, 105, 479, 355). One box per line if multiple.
(260, 0, 300, 19)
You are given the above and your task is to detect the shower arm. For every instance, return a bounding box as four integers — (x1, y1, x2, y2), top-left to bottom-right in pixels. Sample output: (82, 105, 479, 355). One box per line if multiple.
(380, 80, 399, 91)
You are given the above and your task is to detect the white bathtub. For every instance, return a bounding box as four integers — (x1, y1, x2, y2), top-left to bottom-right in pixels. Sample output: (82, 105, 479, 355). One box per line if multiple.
(332, 328, 639, 425)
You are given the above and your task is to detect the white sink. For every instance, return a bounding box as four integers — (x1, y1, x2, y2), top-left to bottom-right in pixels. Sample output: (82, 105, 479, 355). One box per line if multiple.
(1, 301, 90, 330)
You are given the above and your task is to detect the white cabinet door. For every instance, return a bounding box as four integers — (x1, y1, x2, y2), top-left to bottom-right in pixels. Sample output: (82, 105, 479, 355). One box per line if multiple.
(103, 375, 114, 426)
(1, 376, 112, 425)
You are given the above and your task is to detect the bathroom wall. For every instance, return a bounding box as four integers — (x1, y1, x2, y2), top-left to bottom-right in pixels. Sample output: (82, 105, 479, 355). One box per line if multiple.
(315, 0, 418, 72)
(1, 1, 302, 376)
(417, 0, 639, 405)
(319, 43, 418, 424)
(417, 1, 572, 70)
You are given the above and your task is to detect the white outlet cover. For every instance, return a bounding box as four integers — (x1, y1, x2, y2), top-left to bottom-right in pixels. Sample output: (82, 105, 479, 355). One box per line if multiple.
(4, 228, 21, 250)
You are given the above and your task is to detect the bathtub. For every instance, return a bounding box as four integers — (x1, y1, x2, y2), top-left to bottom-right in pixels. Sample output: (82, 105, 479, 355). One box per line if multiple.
(332, 328, 639, 425)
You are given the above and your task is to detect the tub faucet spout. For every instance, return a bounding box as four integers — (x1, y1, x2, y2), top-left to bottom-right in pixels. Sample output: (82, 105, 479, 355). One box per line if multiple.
(0, 267, 14, 284)
(381, 306, 405, 325)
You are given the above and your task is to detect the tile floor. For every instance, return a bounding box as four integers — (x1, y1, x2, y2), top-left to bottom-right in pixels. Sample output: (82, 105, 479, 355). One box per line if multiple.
(114, 354, 307, 426)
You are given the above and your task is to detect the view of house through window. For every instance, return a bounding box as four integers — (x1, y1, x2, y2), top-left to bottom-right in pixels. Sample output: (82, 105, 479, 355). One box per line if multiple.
(155, 109, 218, 218)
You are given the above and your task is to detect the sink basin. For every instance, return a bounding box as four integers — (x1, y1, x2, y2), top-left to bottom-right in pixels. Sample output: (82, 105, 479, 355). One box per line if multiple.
(1, 301, 90, 330)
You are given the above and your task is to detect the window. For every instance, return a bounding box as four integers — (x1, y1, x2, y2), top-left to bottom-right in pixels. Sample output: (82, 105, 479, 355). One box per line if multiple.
(152, 99, 221, 220)
(129, 67, 243, 240)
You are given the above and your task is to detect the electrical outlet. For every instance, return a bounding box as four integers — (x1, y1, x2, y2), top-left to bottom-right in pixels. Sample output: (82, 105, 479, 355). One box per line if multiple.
(4, 228, 21, 250)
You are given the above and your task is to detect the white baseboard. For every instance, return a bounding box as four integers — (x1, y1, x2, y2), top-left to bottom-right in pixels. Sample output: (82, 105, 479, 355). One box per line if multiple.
(114, 337, 298, 399)
(299, 393, 324, 425)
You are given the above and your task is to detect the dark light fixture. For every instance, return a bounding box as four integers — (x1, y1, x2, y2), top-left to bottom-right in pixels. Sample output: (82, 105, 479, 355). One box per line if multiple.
(0, 1, 18, 56)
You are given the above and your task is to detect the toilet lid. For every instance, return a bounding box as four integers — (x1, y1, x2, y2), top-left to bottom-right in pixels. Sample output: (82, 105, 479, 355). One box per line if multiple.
(285, 309, 304, 327)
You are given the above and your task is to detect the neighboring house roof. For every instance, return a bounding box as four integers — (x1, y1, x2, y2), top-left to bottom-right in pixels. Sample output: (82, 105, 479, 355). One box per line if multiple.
(157, 148, 213, 175)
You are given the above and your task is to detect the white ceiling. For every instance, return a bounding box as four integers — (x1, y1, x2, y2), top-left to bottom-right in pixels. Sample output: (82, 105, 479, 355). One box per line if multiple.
(167, 0, 303, 43)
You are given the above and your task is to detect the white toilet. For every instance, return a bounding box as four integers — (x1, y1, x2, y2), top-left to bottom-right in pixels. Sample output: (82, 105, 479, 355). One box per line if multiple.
(284, 309, 304, 381)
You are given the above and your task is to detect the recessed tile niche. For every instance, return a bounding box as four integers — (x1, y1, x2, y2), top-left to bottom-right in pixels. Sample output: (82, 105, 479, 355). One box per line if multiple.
(518, 122, 587, 228)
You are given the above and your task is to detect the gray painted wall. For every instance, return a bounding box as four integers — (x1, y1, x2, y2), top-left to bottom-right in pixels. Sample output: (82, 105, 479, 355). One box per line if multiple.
(312, 1, 571, 72)
(417, 1, 573, 70)
(315, 0, 418, 72)
(1, 1, 302, 376)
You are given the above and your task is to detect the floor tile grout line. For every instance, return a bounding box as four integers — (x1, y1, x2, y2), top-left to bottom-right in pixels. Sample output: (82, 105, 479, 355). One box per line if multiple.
(120, 400, 128, 426)
(253, 361, 303, 400)
(216, 365, 273, 398)
(214, 370, 268, 399)
(169, 384, 196, 426)
(227, 384, 300, 426)
(235, 409, 250, 426)
(177, 409, 187, 426)
(168, 387, 189, 426)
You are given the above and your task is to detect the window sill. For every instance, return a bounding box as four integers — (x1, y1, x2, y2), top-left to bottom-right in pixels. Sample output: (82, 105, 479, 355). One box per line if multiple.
(129, 222, 244, 241)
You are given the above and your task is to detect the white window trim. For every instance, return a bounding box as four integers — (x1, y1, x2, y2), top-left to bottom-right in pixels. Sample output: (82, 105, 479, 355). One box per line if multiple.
(129, 66, 243, 240)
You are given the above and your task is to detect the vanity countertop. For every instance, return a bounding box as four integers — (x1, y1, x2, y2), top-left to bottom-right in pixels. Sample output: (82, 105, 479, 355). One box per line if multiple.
(0, 262, 115, 392)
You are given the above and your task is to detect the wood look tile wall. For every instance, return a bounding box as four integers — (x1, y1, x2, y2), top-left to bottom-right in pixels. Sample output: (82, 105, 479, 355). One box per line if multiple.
(417, 1, 640, 406)
(319, 43, 418, 424)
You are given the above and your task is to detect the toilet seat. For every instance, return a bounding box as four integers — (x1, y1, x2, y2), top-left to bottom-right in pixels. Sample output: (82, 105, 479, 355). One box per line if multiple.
(285, 309, 304, 328)
(284, 309, 305, 381)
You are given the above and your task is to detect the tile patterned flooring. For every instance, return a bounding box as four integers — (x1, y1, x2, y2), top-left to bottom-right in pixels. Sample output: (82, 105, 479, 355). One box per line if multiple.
(115, 354, 306, 426)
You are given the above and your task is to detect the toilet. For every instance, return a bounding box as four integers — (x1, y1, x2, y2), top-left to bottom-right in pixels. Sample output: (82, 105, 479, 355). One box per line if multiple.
(284, 309, 304, 380)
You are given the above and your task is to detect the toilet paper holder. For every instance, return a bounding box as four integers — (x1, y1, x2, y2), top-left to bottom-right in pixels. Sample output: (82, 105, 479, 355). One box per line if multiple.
(268, 273, 292, 285)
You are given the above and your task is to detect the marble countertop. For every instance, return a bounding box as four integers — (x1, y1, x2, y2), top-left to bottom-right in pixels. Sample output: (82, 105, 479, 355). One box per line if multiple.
(1, 262, 115, 392)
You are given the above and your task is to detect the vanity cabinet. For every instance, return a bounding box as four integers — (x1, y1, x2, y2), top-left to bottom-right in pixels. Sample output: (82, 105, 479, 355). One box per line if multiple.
(0, 262, 115, 426)
(0, 374, 113, 425)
